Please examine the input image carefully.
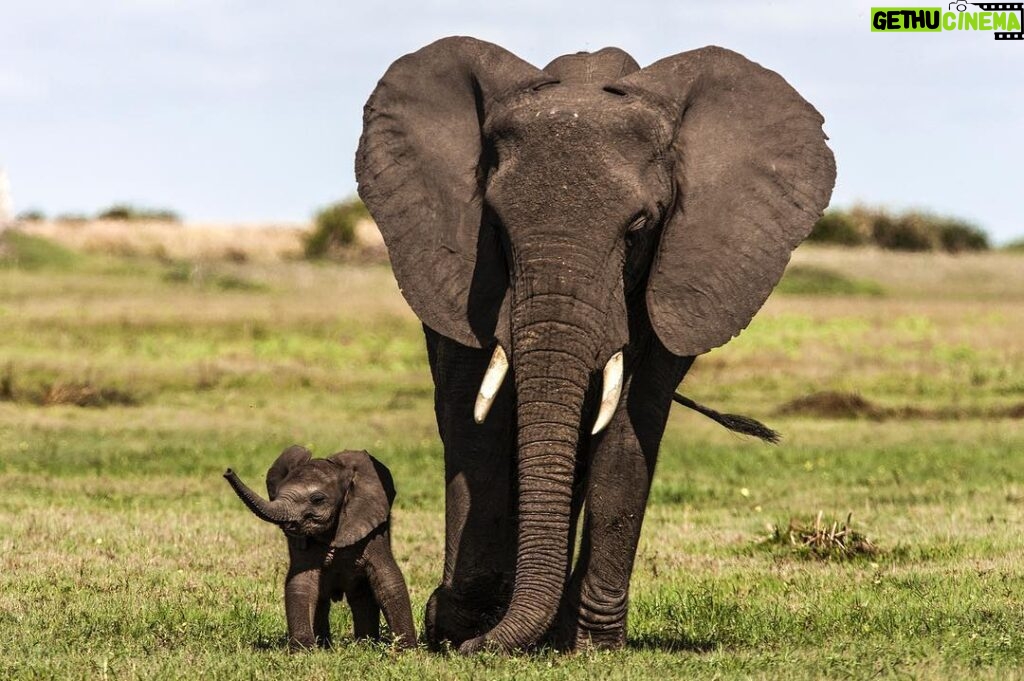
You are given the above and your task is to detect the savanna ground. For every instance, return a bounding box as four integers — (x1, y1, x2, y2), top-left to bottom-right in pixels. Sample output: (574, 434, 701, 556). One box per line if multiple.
(1, 223, 1023, 679)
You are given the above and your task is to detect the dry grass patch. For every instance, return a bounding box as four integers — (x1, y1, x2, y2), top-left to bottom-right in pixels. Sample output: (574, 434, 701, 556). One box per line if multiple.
(789, 245, 1024, 301)
(19, 220, 307, 262)
(39, 381, 138, 408)
(761, 512, 878, 561)
(15, 218, 390, 264)
(0, 364, 139, 408)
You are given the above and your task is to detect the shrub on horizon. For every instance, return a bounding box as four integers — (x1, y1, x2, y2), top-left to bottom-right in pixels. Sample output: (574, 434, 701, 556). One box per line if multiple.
(304, 197, 368, 259)
(807, 210, 865, 246)
(808, 205, 990, 253)
(97, 203, 180, 222)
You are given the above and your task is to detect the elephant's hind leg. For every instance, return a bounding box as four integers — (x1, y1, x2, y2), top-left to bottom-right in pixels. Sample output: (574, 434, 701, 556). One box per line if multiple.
(347, 582, 381, 641)
(313, 597, 332, 648)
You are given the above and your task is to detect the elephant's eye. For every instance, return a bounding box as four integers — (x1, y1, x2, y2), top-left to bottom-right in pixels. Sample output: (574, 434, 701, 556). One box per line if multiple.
(627, 215, 648, 233)
(310, 493, 327, 505)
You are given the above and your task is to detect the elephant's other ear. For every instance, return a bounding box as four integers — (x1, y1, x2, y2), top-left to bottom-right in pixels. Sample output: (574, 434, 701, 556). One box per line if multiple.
(618, 47, 836, 356)
(327, 450, 396, 548)
(266, 445, 312, 500)
(356, 37, 549, 349)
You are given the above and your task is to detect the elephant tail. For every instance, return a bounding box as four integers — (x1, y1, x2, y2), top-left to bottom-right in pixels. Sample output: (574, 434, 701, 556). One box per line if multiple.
(673, 393, 780, 444)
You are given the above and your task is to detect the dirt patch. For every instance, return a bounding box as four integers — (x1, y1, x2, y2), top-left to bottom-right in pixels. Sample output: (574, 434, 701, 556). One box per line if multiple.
(778, 390, 1024, 420)
(0, 363, 13, 401)
(778, 391, 883, 418)
(1004, 403, 1024, 419)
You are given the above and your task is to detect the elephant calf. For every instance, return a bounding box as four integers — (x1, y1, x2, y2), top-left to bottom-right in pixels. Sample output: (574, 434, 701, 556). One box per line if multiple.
(224, 445, 416, 651)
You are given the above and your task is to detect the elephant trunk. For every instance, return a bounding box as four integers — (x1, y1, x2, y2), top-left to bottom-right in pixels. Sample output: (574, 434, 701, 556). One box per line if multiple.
(224, 469, 294, 525)
(467, 288, 598, 652)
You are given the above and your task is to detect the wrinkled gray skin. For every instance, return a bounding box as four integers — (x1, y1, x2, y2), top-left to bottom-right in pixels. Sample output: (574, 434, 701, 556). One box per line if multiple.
(356, 37, 836, 653)
(224, 446, 416, 650)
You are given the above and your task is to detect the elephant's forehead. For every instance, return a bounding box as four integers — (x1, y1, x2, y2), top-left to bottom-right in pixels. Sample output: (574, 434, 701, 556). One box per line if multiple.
(285, 460, 336, 486)
(489, 85, 670, 149)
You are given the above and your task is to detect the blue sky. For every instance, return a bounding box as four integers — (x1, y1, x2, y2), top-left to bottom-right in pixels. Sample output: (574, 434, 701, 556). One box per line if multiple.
(1, 0, 1021, 241)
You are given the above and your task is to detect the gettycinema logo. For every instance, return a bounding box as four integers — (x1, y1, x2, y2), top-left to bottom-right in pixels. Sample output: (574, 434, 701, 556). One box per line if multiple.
(871, 3, 1023, 39)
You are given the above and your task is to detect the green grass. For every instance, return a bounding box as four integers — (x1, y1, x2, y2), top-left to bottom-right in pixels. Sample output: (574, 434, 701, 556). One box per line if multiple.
(161, 260, 270, 292)
(2, 237, 1024, 679)
(0, 231, 84, 271)
(777, 264, 884, 297)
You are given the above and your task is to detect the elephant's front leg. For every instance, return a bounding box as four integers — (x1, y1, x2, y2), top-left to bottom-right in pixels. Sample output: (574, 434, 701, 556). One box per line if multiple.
(284, 568, 322, 651)
(283, 538, 328, 651)
(422, 329, 517, 649)
(556, 349, 692, 650)
(365, 532, 417, 648)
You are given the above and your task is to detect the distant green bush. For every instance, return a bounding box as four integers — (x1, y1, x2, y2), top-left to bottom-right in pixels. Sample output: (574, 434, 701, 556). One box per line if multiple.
(97, 203, 180, 222)
(871, 214, 933, 252)
(304, 197, 368, 259)
(809, 206, 990, 253)
(936, 218, 989, 253)
(16, 209, 45, 222)
(807, 211, 865, 246)
(1003, 237, 1024, 253)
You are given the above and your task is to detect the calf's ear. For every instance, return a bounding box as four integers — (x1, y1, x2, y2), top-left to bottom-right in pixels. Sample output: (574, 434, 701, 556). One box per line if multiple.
(327, 450, 396, 548)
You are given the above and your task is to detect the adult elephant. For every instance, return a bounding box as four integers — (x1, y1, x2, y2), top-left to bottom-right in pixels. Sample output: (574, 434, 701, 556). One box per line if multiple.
(355, 37, 835, 653)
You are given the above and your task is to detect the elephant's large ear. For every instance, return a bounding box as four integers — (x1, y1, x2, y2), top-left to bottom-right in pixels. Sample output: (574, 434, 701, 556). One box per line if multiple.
(266, 445, 312, 500)
(327, 450, 396, 548)
(617, 47, 836, 356)
(356, 37, 548, 348)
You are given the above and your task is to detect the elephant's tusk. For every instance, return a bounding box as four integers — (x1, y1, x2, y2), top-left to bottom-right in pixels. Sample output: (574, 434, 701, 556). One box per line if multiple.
(591, 351, 624, 435)
(474, 344, 509, 424)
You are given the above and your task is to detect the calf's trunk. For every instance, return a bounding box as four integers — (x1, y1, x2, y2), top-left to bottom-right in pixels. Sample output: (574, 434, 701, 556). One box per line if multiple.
(224, 469, 295, 525)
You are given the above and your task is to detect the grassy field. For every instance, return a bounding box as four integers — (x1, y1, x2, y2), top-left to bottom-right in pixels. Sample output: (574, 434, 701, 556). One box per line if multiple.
(1, 228, 1023, 679)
